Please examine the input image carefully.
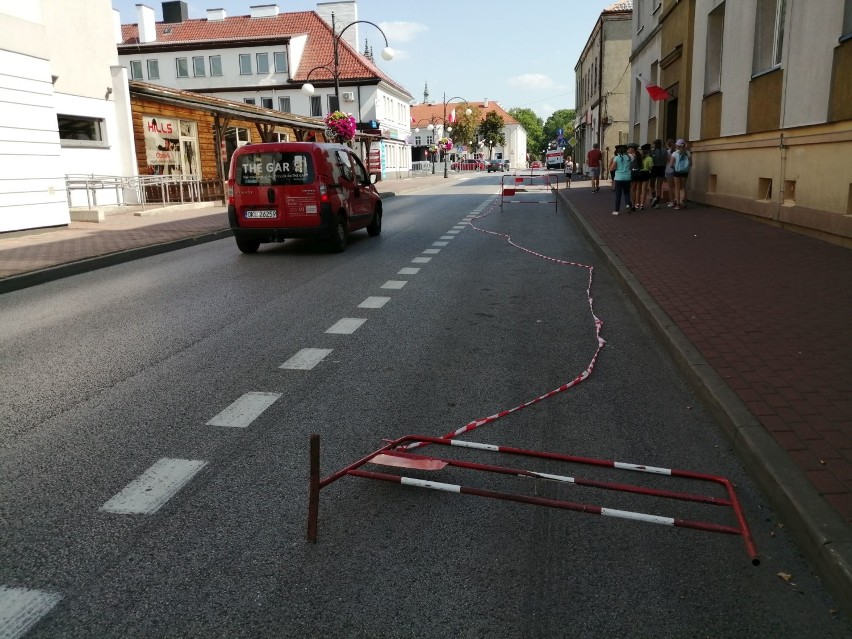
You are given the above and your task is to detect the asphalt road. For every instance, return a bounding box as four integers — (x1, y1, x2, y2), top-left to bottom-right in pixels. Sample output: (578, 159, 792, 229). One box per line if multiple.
(1, 174, 850, 637)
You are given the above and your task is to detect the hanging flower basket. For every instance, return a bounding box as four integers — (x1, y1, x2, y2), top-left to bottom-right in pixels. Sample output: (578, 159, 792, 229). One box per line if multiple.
(437, 137, 453, 151)
(323, 111, 357, 143)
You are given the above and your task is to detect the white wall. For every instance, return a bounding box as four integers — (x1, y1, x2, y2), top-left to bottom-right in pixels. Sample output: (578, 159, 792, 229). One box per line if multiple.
(0, 50, 69, 232)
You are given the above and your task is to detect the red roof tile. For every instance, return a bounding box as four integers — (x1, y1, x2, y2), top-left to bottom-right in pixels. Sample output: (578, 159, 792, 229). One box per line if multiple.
(410, 101, 519, 126)
(119, 11, 411, 98)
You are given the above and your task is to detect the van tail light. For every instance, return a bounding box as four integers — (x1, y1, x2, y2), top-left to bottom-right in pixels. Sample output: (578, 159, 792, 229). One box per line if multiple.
(227, 179, 234, 205)
(319, 182, 329, 203)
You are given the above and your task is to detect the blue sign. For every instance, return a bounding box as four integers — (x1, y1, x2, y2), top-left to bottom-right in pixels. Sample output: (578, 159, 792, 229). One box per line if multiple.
(557, 128, 564, 136)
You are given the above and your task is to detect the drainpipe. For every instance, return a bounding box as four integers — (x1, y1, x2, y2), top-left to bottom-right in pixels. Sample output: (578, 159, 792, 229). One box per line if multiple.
(598, 21, 604, 147)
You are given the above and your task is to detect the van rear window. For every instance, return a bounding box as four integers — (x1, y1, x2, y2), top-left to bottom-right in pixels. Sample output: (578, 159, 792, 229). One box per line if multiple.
(236, 152, 314, 186)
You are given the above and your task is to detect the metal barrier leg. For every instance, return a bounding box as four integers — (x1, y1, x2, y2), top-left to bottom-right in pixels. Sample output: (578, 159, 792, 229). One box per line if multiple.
(307, 434, 320, 543)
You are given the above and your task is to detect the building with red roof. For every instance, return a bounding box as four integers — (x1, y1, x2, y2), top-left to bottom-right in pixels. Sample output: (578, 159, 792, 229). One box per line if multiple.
(118, 1, 414, 176)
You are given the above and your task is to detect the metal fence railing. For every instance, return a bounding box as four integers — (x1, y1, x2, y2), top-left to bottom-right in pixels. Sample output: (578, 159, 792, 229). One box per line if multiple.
(65, 174, 225, 210)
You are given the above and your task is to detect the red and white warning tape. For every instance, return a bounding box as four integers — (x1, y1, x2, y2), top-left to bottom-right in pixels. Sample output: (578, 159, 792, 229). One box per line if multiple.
(405, 198, 604, 449)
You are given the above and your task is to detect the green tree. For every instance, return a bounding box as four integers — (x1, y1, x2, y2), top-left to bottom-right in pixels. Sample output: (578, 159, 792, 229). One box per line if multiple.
(508, 107, 543, 162)
(447, 103, 481, 156)
(478, 111, 506, 159)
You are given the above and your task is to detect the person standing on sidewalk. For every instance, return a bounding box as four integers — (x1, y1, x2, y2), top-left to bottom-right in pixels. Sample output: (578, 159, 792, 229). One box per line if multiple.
(664, 139, 677, 207)
(587, 143, 602, 193)
(670, 139, 692, 209)
(609, 144, 632, 215)
(649, 139, 669, 208)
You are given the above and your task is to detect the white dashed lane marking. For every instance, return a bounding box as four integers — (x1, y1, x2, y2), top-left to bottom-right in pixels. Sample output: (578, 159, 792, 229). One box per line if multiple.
(432, 242, 448, 247)
(381, 281, 407, 290)
(100, 458, 207, 515)
(326, 317, 367, 333)
(411, 257, 431, 264)
(439, 236, 454, 240)
(397, 268, 420, 275)
(206, 391, 282, 428)
(0, 586, 62, 639)
(358, 296, 391, 309)
(422, 249, 441, 255)
(280, 348, 333, 370)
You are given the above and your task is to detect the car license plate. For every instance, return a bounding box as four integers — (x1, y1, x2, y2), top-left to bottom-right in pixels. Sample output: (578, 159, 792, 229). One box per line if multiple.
(245, 209, 276, 219)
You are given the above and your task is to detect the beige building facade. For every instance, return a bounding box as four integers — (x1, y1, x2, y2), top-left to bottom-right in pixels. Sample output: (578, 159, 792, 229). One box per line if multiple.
(629, 0, 852, 247)
(574, 2, 634, 174)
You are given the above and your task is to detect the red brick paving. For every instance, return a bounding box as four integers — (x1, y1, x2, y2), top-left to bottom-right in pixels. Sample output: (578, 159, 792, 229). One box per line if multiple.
(563, 184, 852, 522)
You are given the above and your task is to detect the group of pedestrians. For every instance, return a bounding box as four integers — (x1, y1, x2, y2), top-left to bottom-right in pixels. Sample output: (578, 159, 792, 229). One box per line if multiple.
(586, 139, 691, 216)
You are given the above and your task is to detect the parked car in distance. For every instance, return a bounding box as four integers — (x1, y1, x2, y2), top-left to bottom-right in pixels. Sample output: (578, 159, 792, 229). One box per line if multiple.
(227, 142, 381, 254)
(487, 159, 505, 172)
(503, 159, 511, 170)
(530, 160, 543, 169)
(451, 158, 486, 170)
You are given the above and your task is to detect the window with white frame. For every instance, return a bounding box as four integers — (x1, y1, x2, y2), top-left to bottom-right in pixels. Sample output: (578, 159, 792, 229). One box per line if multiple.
(147, 59, 160, 80)
(130, 60, 143, 80)
(192, 56, 205, 77)
(310, 96, 322, 117)
(279, 97, 291, 112)
(57, 115, 107, 147)
(244, 98, 256, 105)
(256, 53, 270, 74)
(239, 54, 252, 75)
(261, 97, 273, 109)
(210, 55, 222, 76)
(753, 0, 786, 74)
(274, 51, 288, 73)
(175, 58, 189, 78)
(705, 3, 725, 94)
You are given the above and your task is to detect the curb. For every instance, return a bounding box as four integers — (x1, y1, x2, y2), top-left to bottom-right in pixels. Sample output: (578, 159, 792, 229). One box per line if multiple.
(0, 229, 232, 295)
(555, 189, 852, 616)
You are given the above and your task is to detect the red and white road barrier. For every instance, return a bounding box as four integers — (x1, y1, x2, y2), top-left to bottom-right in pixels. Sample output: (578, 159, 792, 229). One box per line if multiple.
(500, 174, 558, 210)
(305, 196, 758, 565)
(307, 434, 759, 565)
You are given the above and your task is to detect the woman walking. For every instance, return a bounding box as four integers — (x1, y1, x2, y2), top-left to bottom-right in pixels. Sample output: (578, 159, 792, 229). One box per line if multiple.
(609, 144, 632, 215)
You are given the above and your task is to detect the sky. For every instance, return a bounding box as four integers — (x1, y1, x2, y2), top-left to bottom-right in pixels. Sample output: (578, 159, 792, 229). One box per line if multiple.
(112, 0, 619, 121)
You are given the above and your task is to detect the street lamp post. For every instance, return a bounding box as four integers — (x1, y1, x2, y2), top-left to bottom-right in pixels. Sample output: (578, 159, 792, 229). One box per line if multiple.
(442, 93, 472, 179)
(301, 12, 393, 112)
(414, 117, 444, 174)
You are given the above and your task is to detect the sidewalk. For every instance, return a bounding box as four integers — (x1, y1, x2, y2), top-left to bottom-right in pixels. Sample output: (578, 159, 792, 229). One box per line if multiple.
(555, 180, 852, 613)
(2, 171, 851, 611)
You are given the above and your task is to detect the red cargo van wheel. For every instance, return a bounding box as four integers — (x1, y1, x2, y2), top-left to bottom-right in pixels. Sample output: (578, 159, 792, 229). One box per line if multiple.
(367, 207, 382, 237)
(329, 214, 347, 252)
(236, 237, 260, 254)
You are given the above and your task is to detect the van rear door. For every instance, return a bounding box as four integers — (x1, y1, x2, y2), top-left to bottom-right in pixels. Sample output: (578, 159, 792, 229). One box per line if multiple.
(233, 150, 320, 228)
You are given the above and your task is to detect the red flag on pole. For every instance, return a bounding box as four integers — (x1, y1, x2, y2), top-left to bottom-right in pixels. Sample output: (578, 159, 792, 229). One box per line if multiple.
(448, 108, 456, 124)
(638, 75, 671, 101)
